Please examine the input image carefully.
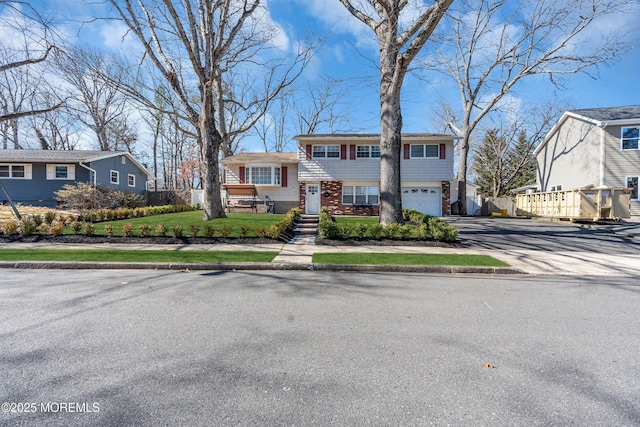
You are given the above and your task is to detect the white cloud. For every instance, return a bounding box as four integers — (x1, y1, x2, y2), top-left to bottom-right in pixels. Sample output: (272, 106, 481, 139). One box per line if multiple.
(98, 21, 136, 51)
(254, 1, 291, 52)
(292, 0, 377, 50)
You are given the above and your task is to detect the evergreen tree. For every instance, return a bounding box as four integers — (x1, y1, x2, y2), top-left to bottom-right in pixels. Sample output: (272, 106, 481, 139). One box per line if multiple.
(471, 129, 536, 197)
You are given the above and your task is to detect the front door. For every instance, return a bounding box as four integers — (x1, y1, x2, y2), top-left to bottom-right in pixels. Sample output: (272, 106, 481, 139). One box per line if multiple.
(306, 184, 320, 214)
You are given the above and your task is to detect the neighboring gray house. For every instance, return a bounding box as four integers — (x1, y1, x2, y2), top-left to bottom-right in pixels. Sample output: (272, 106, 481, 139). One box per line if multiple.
(535, 105, 640, 213)
(0, 150, 153, 207)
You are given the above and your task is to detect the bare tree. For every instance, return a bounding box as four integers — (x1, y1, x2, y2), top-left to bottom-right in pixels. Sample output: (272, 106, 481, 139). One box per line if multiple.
(29, 94, 82, 151)
(54, 47, 134, 151)
(293, 76, 352, 135)
(0, 1, 64, 125)
(338, 0, 453, 224)
(108, 0, 312, 219)
(256, 76, 353, 152)
(425, 0, 638, 214)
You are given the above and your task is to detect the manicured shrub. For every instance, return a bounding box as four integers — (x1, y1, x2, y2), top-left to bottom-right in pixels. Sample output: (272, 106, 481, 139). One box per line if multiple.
(104, 224, 114, 237)
(338, 223, 355, 239)
(239, 225, 250, 238)
(368, 223, 384, 240)
(254, 227, 268, 238)
(354, 223, 368, 239)
(383, 223, 401, 239)
(189, 224, 201, 237)
(155, 223, 168, 237)
(172, 224, 184, 238)
(122, 223, 134, 237)
(138, 224, 152, 238)
(417, 223, 430, 240)
(37, 224, 50, 235)
(70, 221, 83, 235)
(203, 225, 216, 238)
(399, 225, 413, 239)
(50, 221, 65, 236)
(219, 225, 234, 238)
(1, 219, 19, 236)
(43, 211, 57, 225)
(31, 215, 44, 228)
(318, 209, 339, 239)
(20, 217, 38, 236)
(428, 217, 458, 242)
(84, 223, 96, 236)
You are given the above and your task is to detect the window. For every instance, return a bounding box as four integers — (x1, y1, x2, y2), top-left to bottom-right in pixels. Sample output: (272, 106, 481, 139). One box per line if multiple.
(128, 174, 136, 187)
(626, 176, 638, 200)
(356, 145, 381, 158)
(410, 144, 440, 158)
(55, 166, 68, 179)
(46, 164, 75, 180)
(312, 145, 340, 158)
(0, 164, 30, 179)
(342, 185, 379, 205)
(110, 170, 119, 184)
(622, 127, 639, 150)
(245, 166, 281, 185)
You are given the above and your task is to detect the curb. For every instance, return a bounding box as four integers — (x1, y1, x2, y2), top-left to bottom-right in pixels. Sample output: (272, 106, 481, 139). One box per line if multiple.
(0, 261, 526, 274)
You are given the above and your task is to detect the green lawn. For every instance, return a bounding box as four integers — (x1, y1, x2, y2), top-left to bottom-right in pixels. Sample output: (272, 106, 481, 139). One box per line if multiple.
(67, 212, 285, 237)
(312, 253, 510, 267)
(0, 249, 279, 263)
(334, 216, 379, 225)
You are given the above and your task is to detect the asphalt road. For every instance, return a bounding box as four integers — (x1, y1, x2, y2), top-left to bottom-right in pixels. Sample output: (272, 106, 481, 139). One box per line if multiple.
(1, 270, 639, 426)
(448, 217, 640, 276)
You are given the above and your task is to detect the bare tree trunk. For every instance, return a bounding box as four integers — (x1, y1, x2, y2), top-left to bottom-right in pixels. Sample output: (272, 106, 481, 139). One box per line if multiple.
(199, 91, 225, 219)
(339, 0, 452, 224)
(379, 51, 404, 225)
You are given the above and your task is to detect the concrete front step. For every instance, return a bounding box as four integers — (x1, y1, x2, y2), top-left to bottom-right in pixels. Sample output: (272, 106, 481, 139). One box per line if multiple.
(294, 229, 317, 235)
(292, 214, 319, 240)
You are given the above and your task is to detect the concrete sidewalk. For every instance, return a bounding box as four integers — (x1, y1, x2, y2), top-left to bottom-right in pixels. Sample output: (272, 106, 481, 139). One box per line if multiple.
(3, 237, 640, 276)
(0, 239, 524, 274)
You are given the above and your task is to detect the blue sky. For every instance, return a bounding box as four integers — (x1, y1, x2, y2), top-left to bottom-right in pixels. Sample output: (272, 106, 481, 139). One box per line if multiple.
(9, 0, 640, 152)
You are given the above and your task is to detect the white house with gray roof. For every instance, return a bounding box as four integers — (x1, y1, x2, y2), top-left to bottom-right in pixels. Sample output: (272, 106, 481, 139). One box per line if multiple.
(535, 105, 640, 213)
(0, 150, 153, 207)
(222, 133, 457, 216)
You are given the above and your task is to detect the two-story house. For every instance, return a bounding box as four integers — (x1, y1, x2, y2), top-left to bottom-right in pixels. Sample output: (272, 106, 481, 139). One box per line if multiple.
(535, 105, 640, 213)
(295, 133, 456, 216)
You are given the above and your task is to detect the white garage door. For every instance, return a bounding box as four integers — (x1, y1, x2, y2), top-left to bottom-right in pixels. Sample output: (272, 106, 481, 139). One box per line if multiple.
(402, 187, 442, 216)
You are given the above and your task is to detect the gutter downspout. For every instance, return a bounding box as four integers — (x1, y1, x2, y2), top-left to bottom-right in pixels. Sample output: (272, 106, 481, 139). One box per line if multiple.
(78, 162, 97, 187)
(599, 122, 608, 188)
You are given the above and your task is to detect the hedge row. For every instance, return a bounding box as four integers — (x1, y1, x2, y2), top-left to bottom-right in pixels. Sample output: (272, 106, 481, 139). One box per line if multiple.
(78, 204, 198, 223)
(1, 208, 302, 241)
(318, 207, 459, 243)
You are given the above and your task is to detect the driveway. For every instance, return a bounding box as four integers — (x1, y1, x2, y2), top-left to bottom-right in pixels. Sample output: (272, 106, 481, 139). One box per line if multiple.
(447, 217, 640, 276)
(1, 270, 639, 426)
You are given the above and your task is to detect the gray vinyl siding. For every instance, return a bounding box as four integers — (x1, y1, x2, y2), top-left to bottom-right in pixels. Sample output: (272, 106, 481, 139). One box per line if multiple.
(537, 117, 601, 191)
(603, 124, 640, 215)
(298, 142, 454, 182)
(89, 155, 148, 194)
(0, 163, 91, 207)
(603, 124, 640, 187)
(401, 143, 455, 181)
